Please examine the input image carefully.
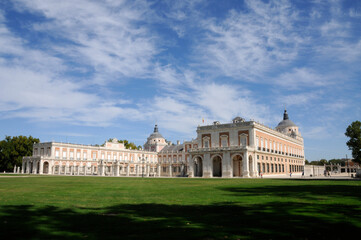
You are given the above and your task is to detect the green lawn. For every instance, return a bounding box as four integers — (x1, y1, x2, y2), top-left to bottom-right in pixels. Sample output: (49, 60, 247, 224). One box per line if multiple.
(0, 175, 360, 239)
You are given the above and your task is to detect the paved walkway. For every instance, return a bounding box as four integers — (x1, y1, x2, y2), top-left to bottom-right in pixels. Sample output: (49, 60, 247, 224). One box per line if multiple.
(262, 172, 360, 180)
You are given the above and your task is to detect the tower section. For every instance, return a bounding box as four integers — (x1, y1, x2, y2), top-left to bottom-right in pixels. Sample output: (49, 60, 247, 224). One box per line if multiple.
(144, 124, 167, 152)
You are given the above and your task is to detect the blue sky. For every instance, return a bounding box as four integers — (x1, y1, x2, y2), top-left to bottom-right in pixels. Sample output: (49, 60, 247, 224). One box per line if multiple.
(0, 0, 360, 161)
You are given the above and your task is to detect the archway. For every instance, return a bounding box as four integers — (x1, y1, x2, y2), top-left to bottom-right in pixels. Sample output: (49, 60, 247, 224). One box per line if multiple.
(212, 155, 222, 177)
(29, 162, 33, 173)
(194, 156, 203, 177)
(43, 162, 49, 174)
(232, 154, 243, 177)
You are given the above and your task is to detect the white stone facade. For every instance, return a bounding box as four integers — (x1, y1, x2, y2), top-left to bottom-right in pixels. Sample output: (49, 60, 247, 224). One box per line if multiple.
(22, 110, 305, 178)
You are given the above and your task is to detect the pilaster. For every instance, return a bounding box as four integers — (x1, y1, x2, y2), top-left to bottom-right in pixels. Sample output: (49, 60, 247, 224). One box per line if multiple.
(203, 153, 212, 178)
(242, 151, 250, 178)
(222, 152, 232, 178)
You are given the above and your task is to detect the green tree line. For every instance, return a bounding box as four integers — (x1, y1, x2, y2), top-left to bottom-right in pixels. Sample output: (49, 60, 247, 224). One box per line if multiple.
(106, 138, 142, 150)
(0, 136, 39, 172)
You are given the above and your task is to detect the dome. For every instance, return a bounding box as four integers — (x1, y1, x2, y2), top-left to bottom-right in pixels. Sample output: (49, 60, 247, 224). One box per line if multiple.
(148, 124, 164, 139)
(276, 109, 297, 129)
(277, 119, 297, 128)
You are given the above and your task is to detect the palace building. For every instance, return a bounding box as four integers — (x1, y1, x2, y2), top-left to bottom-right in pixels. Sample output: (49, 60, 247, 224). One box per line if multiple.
(22, 109, 305, 178)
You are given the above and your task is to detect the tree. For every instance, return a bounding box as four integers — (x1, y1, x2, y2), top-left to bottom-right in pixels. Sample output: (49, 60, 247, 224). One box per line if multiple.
(106, 139, 142, 150)
(0, 136, 40, 172)
(319, 159, 328, 165)
(345, 121, 361, 164)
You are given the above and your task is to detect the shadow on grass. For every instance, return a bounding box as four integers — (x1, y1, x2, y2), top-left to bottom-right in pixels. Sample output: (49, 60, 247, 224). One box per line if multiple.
(1, 183, 361, 240)
(2, 203, 361, 240)
(221, 183, 361, 201)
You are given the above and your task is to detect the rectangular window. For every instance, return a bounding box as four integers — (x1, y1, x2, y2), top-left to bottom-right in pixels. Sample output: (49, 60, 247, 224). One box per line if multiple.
(55, 150, 59, 159)
(70, 151, 74, 160)
(241, 137, 246, 146)
(77, 152, 81, 160)
(93, 152, 97, 160)
(83, 152, 87, 160)
(62, 151, 67, 159)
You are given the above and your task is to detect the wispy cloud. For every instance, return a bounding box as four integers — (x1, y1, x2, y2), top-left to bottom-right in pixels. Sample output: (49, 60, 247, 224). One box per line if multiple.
(196, 0, 302, 80)
(14, 0, 158, 82)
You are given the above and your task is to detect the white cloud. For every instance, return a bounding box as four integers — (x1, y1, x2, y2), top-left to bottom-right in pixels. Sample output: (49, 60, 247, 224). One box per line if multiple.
(281, 92, 320, 107)
(13, 0, 158, 81)
(0, 8, 142, 127)
(196, 0, 303, 79)
(275, 68, 329, 89)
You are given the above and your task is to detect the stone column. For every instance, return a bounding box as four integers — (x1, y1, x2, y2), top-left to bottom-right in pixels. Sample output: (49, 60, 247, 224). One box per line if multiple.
(188, 158, 194, 177)
(242, 151, 250, 178)
(115, 161, 120, 177)
(33, 161, 37, 174)
(136, 165, 139, 177)
(158, 165, 161, 177)
(126, 165, 130, 176)
(252, 152, 258, 177)
(17, 166, 20, 173)
(222, 152, 232, 178)
(26, 161, 30, 174)
(203, 153, 212, 178)
(169, 165, 172, 177)
(249, 127, 256, 148)
(22, 161, 25, 174)
(147, 165, 150, 177)
(39, 160, 44, 175)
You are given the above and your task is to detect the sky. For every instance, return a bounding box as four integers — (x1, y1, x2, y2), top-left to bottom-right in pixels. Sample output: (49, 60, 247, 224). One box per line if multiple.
(0, 0, 360, 161)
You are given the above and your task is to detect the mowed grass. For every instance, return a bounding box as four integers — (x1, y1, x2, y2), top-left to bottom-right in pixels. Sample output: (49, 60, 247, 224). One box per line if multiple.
(0, 175, 360, 240)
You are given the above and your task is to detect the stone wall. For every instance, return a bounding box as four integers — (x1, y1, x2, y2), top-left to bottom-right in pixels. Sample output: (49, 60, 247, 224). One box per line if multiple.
(304, 165, 325, 177)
